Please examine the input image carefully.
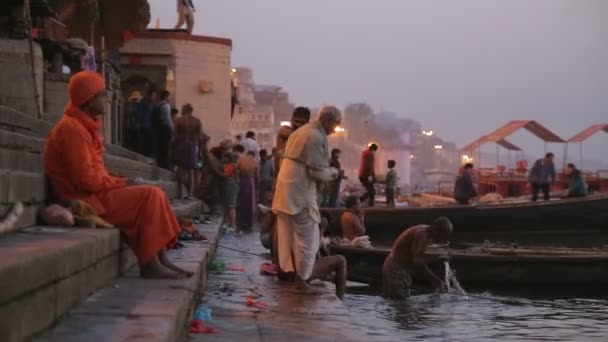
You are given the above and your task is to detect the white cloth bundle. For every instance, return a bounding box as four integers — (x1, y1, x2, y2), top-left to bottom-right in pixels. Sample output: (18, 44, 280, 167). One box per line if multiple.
(339, 235, 372, 249)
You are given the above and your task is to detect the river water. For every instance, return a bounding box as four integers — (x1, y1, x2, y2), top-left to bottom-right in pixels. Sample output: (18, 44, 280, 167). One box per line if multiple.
(345, 289, 608, 341)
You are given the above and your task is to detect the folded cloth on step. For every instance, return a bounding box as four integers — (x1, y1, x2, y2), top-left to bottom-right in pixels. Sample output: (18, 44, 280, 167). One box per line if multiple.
(339, 235, 372, 248)
(69, 200, 114, 228)
(352, 235, 372, 248)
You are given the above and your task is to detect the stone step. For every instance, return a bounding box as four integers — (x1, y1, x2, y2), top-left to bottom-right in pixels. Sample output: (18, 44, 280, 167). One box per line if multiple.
(0, 129, 44, 153)
(170, 198, 203, 219)
(149, 180, 179, 201)
(0, 169, 47, 231)
(0, 200, 205, 342)
(0, 166, 179, 202)
(0, 105, 53, 137)
(0, 175, 180, 206)
(0, 203, 41, 231)
(0, 104, 173, 181)
(104, 154, 173, 182)
(0, 170, 46, 205)
(0, 172, 181, 231)
(0, 147, 43, 172)
(104, 144, 155, 165)
(0, 145, 174, 185)
(0, 128, 173, 181)
(35, 220, 221, 342)
(0, 227, 129, 342)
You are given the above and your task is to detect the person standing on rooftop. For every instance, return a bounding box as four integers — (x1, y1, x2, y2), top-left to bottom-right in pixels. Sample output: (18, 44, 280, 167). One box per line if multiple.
(175, 0, 195, 34)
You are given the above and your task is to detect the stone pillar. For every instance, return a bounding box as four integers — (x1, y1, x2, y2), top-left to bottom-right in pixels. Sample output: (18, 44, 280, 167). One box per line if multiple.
(43, 73, 68, 124)
(52, 52, 63, 74)
(0, 39, 44, 116)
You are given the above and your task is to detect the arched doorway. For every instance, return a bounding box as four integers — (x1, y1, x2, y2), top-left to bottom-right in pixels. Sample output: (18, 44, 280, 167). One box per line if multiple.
(120, 74, 159, 152)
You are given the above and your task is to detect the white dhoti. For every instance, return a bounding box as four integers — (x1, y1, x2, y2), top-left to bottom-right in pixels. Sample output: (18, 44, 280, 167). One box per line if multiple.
(276, 209, 320, 280)
(271, 121, 338, 281)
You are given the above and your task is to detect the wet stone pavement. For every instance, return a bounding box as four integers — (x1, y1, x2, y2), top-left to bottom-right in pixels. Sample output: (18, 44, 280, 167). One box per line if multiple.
(191, 231, 367, 342)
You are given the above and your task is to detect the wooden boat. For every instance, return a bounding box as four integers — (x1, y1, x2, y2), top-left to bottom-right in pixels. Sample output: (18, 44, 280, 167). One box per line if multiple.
(322, 193, 608, 247)
(331, 243, 608, 289)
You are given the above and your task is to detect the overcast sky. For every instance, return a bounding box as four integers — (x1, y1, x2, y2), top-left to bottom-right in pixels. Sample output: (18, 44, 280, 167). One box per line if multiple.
(148, 0, 607, 162)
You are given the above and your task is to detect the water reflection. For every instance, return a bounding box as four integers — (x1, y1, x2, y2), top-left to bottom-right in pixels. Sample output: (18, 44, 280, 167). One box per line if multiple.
(345, 287, 608, 341)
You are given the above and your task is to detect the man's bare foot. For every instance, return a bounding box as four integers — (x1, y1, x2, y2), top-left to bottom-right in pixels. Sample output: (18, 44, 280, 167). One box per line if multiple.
(140, 260, 187, 279)
(161, 260, 194, 277)
(289, 280, 324, 295)
(159, 250, 194, 277)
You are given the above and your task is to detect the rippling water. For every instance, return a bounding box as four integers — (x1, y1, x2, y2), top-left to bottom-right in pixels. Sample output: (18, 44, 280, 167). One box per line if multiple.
(345, 289, 608, 341)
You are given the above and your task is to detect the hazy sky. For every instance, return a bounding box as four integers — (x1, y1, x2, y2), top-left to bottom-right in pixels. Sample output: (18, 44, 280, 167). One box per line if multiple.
(149, 0, 608, 161)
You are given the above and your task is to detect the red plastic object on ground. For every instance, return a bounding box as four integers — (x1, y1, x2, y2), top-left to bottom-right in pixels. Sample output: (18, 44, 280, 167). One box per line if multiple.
(260, 262, 279, 276)
(226, 266, 245, 272)
(190, 319, 220, 334)
(246, 296, 268, 309)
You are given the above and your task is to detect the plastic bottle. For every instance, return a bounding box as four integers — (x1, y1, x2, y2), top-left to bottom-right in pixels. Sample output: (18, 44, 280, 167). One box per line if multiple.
(194, 305, 212, 321)
(209, 261, 225, 271)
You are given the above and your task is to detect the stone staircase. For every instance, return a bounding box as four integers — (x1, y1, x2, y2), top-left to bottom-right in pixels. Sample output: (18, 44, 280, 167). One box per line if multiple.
(0, 105, 213, 342)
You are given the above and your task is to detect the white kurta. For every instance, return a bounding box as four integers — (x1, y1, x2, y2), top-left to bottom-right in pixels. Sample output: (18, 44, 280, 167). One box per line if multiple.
(271, 121, 337, 279)
(241, 137, 261, 161)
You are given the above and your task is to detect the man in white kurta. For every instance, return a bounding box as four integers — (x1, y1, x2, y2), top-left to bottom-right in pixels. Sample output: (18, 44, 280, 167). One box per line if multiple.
(272, 106, 341, 291)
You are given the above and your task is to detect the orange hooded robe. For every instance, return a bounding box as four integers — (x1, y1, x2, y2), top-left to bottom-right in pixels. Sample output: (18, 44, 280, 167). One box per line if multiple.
(44, 71, 180, 266)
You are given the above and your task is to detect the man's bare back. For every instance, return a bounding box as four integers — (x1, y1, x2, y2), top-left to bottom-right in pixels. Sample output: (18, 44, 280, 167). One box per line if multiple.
(341, 211, 365, 241)
(383, 218, 453, 297)
(389, 225, 430, 269)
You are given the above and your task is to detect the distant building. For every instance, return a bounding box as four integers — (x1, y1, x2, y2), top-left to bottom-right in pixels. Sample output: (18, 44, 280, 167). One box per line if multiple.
(120, 29, 233, 145)
(409, 131, 458, 187)
(254, 84, 294, 132)
(233, 67, 255, 112)
(231, 68, 275, 150)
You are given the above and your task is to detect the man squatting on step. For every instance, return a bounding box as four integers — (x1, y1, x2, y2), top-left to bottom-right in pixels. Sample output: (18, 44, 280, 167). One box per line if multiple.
(272, 106, 347, 298)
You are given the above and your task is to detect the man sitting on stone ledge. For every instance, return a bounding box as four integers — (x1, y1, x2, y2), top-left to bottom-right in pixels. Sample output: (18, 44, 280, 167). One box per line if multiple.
(44, 71, 191, 279)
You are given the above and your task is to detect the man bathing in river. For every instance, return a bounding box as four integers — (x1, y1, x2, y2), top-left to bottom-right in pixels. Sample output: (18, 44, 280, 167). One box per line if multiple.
(382, 217, 453, 299)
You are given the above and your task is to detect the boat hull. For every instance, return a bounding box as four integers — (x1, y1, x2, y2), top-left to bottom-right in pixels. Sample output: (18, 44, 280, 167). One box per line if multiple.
(323, 194, 608, 247)
(332, 245, 608, 289)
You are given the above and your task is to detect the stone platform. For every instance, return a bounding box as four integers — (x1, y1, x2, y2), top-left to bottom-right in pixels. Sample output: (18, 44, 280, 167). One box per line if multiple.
(0, 200, 206, 342)
(35, 218, 222, 342)
(194, 232, 366, 342)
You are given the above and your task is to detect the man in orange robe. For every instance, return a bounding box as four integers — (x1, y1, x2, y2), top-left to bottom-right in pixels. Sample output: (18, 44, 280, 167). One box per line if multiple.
(44, 71, 191, 279)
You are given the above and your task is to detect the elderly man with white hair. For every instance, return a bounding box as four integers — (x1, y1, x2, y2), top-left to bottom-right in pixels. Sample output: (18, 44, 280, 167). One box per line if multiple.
(272, 106, 342, 294)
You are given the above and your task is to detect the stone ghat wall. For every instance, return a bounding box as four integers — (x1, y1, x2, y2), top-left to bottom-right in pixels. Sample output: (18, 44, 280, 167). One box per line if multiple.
(0, 104, 177, 231)
(0, 39, 178, 231)
(43, 73, 69, 124)
(0, 37, 204, 342)
(0, 39, 43, 117)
